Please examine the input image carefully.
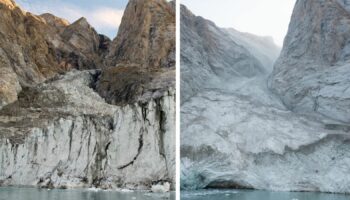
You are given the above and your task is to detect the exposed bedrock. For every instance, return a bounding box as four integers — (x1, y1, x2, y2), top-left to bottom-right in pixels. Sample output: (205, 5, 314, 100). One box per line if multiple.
(106, 0, 175, 69)
(180, 2, 350, 193)
(98, 0, 176, 106)
(180, 88, 350, 192)
(180, 5, 276, 103)
(0, 0, 175, 191)
(268, 0, 350, 123)
(0, 70, 175, 190)
(0, 0, 109, 108)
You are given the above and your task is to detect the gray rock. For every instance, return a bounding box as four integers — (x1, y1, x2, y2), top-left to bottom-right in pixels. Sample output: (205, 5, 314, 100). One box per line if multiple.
(268, 0, 350, 123)
(180, 5, 269, 103)
(181, 86, 350, 193)
(0, 70, 175, 190)
(0, 0, 175, 191)
(225, 28, 280, 72)
(180, 2, 350, 193)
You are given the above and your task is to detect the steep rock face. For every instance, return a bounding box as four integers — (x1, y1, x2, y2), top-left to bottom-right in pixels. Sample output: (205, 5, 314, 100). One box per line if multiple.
(180, 5, 267, 102)
(40, 13, 70, 33)
(106, 0, 175, 68)
(226, 28, 280, 71)
(0, 0, 16, 9)
(268, 0, 350, 123)
(0, 71, 175, 190)
(0, 2, 107, 108)
(180, 4, 350, 193)
(60, 17, 109, 70)
(0, 0, 175, 191)
(98, 0, 175, 105)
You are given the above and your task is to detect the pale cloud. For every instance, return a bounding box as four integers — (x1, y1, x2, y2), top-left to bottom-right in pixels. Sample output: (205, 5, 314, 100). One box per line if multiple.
(16, 1, 123, 38)
(44, 5, 123, 35)
(90, 8, 124, 29)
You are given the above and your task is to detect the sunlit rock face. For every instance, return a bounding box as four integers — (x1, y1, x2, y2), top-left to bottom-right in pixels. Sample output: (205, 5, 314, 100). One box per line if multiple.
(180, 3, 350, 193)
(40, 13, 70, 32)
(106, 0, 175, 69)
(0, 0, 175, 190)
(98, 0, 176, 106)
(268, 0, 350, 123)
(0, 1, 108, 108)
(0, 0, 16, 9)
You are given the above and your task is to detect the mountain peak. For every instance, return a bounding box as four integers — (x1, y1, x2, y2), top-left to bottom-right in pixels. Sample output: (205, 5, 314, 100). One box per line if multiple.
(73, 17, 90, 28)
(0, 0, 16, 9)
(106, 0, 175, 68)
(40, 13, 70, 28)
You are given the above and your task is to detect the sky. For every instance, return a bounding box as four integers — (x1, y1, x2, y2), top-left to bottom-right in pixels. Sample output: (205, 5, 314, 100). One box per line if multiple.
(182, 0, 296, 46)
(16, 0, 129, 39)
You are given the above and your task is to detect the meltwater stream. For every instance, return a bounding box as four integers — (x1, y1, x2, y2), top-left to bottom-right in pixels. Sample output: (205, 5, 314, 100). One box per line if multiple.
(0, 187, 175, 200)
(181, 190, 350, 200)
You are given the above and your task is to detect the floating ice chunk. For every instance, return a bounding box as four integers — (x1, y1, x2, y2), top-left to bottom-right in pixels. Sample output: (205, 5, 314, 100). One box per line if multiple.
(151, 182, 170, 193)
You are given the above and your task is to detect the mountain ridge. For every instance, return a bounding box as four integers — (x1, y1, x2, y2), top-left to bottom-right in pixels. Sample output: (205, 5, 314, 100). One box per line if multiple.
(180, 4, 274, 103)
(268, 0, 350, 123)
(180, 2, 350, 193)
(0, 0, 175, 191)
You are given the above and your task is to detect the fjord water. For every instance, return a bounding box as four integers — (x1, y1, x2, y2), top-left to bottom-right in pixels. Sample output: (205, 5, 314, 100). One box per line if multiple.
(0, 187, 175, 200)
(181, 190, 350, 200)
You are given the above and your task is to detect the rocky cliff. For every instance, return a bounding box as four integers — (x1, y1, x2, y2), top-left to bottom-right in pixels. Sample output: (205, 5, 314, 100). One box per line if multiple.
(0, 1, 109, 108)
(226, 28, 280, 72)
(106, 0, 175, 69)
(0, 70, 175, 190)
(268, 0, 350, 123)
(180, 5, 276, 102)
(180, 3, 350, 193)
(99, 0, 175, 105)
(0, 0, 175, 191)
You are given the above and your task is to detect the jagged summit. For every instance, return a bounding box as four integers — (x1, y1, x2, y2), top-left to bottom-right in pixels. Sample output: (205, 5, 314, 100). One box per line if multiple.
(106, 0, 175, 68)
(61, 16, 102, 60)
(40, 13, 70, 29)
(73, 17, 90, 28)
(0, 0, 175, 107)
(0, 2, 109, 107)
(0, 0, 175, 191)
(97, 0, 175, 105)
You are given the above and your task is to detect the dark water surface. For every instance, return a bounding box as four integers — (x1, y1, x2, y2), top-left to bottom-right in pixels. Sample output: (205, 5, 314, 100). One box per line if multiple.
(181, 189, 350, 200)
(0, 187, 175, 200)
